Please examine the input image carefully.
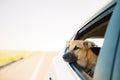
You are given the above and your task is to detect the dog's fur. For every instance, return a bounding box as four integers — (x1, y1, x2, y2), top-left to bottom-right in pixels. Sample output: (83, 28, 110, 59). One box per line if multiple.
(63, 40, 98, 74)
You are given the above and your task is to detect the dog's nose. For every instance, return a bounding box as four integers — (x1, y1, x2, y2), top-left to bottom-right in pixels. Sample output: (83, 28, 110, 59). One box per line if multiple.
(63, 52, 77, 63)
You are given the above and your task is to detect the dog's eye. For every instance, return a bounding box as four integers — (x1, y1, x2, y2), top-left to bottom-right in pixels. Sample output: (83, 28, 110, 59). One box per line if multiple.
(74, 46, 80, 50)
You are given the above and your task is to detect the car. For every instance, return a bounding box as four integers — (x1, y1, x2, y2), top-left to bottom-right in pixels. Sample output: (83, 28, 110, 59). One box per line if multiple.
(47, 0, 120, 80)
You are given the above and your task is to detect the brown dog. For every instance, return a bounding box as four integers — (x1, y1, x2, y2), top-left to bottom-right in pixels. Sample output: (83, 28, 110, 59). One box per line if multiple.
(63, 40, 99, 76)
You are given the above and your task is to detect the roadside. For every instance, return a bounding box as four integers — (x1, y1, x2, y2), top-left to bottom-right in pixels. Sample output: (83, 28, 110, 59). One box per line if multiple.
(0, 50, 39, 69)
(0, 51, 59, 80)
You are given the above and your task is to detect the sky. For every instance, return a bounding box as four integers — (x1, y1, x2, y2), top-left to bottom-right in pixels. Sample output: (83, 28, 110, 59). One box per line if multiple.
(0, 0, 111, 51)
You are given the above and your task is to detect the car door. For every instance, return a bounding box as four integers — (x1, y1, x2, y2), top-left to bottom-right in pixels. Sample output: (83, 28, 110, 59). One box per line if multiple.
(93, 0, 120, 80)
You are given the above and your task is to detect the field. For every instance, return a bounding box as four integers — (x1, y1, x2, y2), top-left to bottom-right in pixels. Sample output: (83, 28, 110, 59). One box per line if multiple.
(0, 50, 40, 67)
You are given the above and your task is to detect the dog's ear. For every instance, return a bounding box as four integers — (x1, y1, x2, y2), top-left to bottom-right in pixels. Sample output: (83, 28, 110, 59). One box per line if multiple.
(83, 41, 96, 48)
(83, 41, 89, 48)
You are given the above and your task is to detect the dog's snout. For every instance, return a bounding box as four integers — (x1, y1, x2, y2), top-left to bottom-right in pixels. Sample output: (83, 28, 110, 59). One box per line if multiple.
(63, 52, 77, 63)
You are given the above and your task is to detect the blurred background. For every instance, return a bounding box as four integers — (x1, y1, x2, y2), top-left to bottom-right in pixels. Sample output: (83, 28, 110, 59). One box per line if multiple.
(0, 0, 110, 51)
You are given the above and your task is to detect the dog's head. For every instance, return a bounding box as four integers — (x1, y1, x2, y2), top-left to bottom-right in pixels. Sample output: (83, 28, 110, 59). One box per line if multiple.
(63, 40, 97, 68)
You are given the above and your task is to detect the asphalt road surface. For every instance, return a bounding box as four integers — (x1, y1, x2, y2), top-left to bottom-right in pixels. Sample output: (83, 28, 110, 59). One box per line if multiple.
(0, 51, 59, 80)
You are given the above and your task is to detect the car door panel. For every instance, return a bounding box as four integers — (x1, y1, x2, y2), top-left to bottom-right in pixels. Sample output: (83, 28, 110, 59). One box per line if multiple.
(94, 0, 120, 80)
(112, 37, 120, 80)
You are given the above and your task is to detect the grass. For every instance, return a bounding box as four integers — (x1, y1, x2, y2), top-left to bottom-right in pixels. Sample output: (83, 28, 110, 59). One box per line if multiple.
(0, 50, 40, 66)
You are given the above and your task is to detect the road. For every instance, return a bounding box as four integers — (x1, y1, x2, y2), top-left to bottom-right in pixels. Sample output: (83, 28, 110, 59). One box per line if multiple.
(0, 51, 59, 80)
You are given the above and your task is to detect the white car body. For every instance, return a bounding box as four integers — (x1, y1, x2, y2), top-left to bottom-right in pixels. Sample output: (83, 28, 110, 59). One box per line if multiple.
(48, 51, 81, 80)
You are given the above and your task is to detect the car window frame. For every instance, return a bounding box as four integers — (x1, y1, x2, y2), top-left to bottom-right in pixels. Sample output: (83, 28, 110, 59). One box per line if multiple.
(74, 2, 116, 40)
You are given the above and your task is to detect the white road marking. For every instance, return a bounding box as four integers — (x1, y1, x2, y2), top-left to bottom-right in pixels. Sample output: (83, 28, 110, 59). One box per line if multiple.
(30, 53, 46, 80)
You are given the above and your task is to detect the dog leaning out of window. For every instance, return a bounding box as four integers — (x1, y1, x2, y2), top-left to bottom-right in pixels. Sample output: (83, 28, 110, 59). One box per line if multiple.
(63, 40, 100, 78)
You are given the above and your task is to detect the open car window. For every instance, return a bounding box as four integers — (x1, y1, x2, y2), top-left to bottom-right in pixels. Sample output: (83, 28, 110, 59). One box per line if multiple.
(72, 15, 112, 80)
(65, 1, 117, 80)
